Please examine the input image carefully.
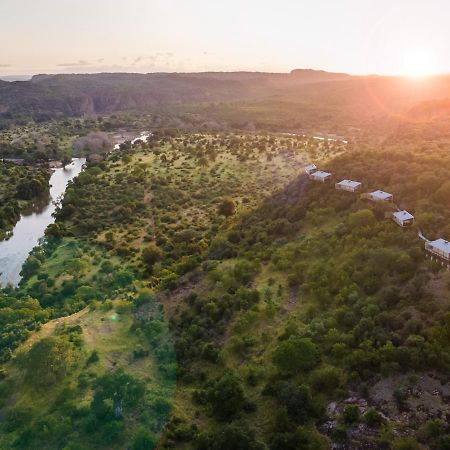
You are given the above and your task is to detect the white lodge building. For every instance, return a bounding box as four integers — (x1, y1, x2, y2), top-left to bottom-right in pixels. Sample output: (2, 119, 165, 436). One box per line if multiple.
(310, 170, 332, 182)
(367, 190, 394, 203)
(425, 239, 450, 267)
(392, 210, 414, 227)
(335, 179, 362, 192)
(304, 164, 317, 175)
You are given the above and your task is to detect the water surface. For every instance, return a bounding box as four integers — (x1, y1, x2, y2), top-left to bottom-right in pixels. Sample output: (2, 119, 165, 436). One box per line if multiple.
(0, 158, 86, 287)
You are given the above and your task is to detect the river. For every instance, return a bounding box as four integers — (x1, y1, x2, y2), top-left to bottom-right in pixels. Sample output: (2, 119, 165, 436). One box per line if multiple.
(0, 158, 86, 287)
(113, 132, 151, 150)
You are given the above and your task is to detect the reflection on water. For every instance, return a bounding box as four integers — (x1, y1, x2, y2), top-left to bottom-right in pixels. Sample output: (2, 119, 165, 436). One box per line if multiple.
(0, 158, 86, 287)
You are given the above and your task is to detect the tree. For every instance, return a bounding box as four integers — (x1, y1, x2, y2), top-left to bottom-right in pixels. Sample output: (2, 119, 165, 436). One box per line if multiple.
(142, 244, 163, 273)
(343, 404, 359, 424)
(16, 178, 47, 200)
(277, 382, 316, 423)
(195, 423, 266, 450)
(348, 209, 376, 229)
(20, 256, 42, 279)
(23, 336, 76, 387)
(364, 407, 384, 427)
(132, 427, 157, 450)
(310, 366, 342, 393)
(217, 198, 236, 217)
(92, 369, 145, 420)
(433, 181, 450, 204)
(207, 371, 245, 420)
(273, 337, 319, 373)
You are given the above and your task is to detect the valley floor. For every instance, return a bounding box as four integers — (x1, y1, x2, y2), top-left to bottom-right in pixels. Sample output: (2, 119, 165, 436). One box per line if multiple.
(0, 130, 449, 450)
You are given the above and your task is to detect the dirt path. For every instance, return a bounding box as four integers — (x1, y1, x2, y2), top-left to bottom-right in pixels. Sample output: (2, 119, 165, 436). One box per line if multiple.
(17, 307, 90, 354)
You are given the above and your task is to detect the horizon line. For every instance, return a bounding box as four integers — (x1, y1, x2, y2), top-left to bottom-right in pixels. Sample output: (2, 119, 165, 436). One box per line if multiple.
(2, 67, 450, 80)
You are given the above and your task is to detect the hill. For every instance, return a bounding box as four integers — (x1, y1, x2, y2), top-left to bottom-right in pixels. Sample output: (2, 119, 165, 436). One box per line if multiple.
(3, 70, 450, 137)
(0, 70, 351, 120)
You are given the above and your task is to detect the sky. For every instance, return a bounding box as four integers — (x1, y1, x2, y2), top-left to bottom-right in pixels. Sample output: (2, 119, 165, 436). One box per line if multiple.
(1, 0, 450, 77)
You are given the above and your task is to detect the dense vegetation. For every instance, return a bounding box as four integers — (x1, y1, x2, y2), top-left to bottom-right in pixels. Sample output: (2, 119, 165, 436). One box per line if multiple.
(156, 139, 450, 449)
(0, 162, 50, 239)
(1, 125, 450, 449)
(0, 131, 342, 448)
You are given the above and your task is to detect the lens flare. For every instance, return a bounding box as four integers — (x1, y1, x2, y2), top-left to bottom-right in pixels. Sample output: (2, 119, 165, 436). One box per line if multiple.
(400, 48, 437, 78)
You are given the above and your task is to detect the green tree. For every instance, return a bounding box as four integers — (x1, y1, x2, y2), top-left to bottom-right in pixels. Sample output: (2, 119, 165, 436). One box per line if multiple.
(142, 244, 163, 273)
(273, 337, 319, 373)
(343, 404, 359, 424)
(92, 369, 145, 419)
(207, 371, 245, 420)
(348, 209, 376, 229)
(195, 423, 265, 450)
(277, 382, 316, 423)
(217, 198, 236, 217)
(23, 336, 76, 387)
(132, 426, 157, 450)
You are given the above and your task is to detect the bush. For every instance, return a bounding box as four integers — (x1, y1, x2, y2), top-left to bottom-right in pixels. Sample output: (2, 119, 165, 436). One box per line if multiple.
(22, 336, 76, 387)
(217, 198, 236, 217)
(273, 337, 319, 373)
(363, 407, 384, 427)
(348, 209, 376, 229)
(195, 423, 266, 450)
(343, 404, 359, 424)
(392, 437, 423, 450)
(309, 366, 342, 393)
(142, 244, 163, 272)
(132, 427, 157, 450)
(277, 382, 317, 424)
(207, 371, 245, 421)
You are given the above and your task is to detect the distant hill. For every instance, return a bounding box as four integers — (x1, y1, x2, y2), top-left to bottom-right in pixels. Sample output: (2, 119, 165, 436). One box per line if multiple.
(0, 75, 32, 82)
(0, 70, 354, 119)
(2, 70, 450, 136)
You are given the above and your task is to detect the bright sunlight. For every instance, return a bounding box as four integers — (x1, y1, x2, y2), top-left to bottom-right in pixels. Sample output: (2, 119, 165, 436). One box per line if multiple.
(400, 47, 438, 78)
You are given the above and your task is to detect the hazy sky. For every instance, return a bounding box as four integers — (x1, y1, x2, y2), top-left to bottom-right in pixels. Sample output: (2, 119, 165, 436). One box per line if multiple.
(1, 0, 450, 76)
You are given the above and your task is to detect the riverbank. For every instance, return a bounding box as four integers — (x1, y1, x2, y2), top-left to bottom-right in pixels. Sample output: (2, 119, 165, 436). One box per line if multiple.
(112, 131, 151, 150)
(0, 162, 51, 241)
(0, 158, 86, 287)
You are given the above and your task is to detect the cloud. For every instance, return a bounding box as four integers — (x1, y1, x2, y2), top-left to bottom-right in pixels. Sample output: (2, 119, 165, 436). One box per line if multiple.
(0, 64, 11, 68)
(131, 54, 174, 67)
(56, 60, 90, 67)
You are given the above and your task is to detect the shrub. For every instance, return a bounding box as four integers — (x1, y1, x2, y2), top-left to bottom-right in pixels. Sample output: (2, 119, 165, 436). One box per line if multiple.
(343, 404, 359, 424)
(277, 382, 317, 424)
(217, 198, 236, 217)
(273, 337, 319, 373)
(309, 366, 342, 393)
(132, 427, 157, 450)
(348, 209, 376, 229)
(142, 244, 163, 272)
(22, 336, 76, 387)
(363, 407, 384, 427)
(207, 371, 245, 421)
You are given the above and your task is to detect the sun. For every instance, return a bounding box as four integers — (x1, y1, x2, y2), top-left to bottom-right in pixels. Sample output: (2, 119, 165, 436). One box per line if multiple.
(400, 48, 437, 78)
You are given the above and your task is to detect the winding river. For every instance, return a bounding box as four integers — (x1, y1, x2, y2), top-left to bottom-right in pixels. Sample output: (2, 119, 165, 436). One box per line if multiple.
(0, 158, 86, 287)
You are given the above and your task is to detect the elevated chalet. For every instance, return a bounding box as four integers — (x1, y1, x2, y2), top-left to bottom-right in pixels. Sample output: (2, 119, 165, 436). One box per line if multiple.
(304, 164, 317, 175)
(335, 179, 362, 192)
(425, 239, 450, 267)
(367, 190, 393, 202)
(310, 170, 332, 182)
(392, 210, 414, 227)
